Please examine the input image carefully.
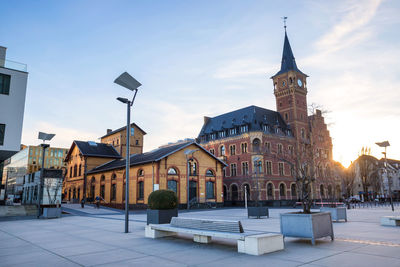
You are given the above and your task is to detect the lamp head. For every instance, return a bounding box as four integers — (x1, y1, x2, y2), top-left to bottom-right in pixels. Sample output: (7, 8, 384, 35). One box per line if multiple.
(114, 72, 142, 91)
(38, 132, 55, 142)
(116, 97, 129, 104)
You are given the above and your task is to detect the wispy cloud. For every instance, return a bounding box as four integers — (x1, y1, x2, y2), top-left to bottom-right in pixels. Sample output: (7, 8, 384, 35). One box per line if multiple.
(315, 0, 382, 53)
(213, 58, 276, 80)
(22, 121, 98, 148)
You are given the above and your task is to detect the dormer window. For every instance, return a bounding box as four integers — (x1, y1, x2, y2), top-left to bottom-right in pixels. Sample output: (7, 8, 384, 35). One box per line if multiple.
(229, 128, 237, 136)
(219, 131, 226, 138)
(240, 125, 248, 133)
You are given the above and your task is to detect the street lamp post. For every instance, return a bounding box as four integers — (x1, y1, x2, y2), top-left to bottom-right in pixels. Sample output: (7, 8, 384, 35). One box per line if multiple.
(376, 141, 394, 212)
(114, 72, 142, 233)
(253, 156, 262, 207)
(37, 132, 55, 218)
(184, 149, 199, 210)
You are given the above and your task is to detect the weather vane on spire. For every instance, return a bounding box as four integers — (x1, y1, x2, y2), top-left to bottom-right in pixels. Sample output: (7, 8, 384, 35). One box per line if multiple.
(281, 16, 288, 31)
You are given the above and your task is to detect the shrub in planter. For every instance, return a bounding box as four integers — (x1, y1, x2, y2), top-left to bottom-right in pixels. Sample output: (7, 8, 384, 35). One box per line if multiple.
(147, 190, 178, 225)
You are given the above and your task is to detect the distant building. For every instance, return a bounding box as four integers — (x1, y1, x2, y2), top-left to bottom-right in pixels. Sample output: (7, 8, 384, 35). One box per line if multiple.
(1, 145, 68, 201)
(0, 46, 28, 192)
(22, 169, 63, 205)
(197, 29, 340, 204)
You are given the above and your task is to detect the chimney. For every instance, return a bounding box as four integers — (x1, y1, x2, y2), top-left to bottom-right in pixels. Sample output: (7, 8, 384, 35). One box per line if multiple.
(107, 129, 112, 134)
(0, 46, 6, 67)
(204, 116, 210, 125)
(316, 109, 322, 117)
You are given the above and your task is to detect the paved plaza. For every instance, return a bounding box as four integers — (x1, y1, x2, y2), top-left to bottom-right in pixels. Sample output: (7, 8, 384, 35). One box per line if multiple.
(0, 205, 399, 266)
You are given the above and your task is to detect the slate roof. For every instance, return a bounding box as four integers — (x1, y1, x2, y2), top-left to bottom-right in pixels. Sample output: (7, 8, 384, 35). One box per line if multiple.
(100, 123, 147, 139)
(198, 105, 291, 137)
(65, 141, 122, 161)
(87, 141, 227, 174)
(272, 31, 307, 78)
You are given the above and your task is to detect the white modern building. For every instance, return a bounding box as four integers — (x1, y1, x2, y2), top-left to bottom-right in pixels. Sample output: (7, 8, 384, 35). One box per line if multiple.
(0, 45, 28, 197)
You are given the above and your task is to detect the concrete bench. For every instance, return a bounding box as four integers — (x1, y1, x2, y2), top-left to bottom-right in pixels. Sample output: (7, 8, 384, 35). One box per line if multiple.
(381, 216, 400, 226)
(145, 217, 284, 256)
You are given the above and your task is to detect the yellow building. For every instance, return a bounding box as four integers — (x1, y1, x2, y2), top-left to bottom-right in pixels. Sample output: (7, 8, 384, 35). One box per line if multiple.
(63, 140, 226, 209)
(100, 123, 146, 157)
(63, 140, 122, 202)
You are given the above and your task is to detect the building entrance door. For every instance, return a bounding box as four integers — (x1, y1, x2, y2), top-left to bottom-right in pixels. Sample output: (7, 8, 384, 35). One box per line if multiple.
(189, 181, 197, 201)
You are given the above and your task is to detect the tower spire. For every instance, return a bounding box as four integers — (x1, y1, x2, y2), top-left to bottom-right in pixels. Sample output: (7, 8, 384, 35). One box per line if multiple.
(281, 16, 287, 32)
(271, 21, 307, 78)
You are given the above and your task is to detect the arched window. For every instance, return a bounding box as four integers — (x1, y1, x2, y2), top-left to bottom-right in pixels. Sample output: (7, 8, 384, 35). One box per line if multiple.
(220, 145, 225, 156)
(279, 183, 286, 197)
(168, 168, 177, 175)
(206, 181, 215, 199)
(301, 128, 305, 139)
(101, 175, 105, 182)
(73, 188, 76, 199)
(189, 161, 197, 176)
(267, 183, 273, 198)
(78, 164, 82, 176)
(111, 173, 116, 180)
(111, 184, 116, 200)
(320, 184, 325, 198)
(138, 181, 144, 200)
(291, 184, 297, 199)
(70, 167, 73, 178)
(252, 138, 261, 153)
(231, 184, 238, 201)
(138, 169, 144, 177)
(77, 187, 80, 200)
(73, 164, 77, 177)
(206, 169, 215, 177)
(328, 185, 333, 198)
(167, 180, 177, 194)
(90, 177, 96, 200)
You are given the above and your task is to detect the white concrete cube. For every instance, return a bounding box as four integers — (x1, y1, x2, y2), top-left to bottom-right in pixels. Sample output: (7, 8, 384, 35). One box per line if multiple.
(237, 233, 284, 256)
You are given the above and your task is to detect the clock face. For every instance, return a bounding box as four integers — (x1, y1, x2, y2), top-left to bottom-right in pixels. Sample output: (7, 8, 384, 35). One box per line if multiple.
(297, 79, 303, 87)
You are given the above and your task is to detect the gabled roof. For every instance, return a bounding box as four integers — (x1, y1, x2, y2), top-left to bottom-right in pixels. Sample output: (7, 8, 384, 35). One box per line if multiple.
(65, 141, 122, 161)
(198, 105, 291, 137)
(272, 31, 307, 78)
(100, 123, 146, 139)
(87, 141, 227, 174)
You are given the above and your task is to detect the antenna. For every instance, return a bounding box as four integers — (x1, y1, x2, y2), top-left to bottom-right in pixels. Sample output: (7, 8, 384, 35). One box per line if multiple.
(281, 16, 288, 31)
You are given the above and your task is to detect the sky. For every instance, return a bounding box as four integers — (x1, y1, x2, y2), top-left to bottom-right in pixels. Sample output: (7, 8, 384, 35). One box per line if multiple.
(1, 0, 399, 167)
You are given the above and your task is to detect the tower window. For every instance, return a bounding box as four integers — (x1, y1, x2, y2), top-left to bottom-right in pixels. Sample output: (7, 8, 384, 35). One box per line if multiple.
(285, 113, 288, 120)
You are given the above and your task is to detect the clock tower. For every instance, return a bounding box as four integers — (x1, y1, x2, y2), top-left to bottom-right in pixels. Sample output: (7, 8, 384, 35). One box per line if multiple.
(272, 30, 309, 142)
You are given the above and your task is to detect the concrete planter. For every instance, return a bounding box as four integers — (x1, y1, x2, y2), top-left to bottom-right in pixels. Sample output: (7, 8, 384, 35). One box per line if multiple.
(147, 209, 178, 225)
(280, 212, 334, 245)
(248, 206, 269, 218)
(42, 207, 61, 219)
(320, 207, 347, 222)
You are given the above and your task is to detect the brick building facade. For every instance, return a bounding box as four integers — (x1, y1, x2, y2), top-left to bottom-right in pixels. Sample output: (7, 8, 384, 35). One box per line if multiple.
(197, 30, 341, 205)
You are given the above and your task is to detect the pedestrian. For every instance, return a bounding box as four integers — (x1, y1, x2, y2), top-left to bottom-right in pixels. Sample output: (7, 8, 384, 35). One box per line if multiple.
(95, 196, 100, 209)
(81, 198, 85, 208)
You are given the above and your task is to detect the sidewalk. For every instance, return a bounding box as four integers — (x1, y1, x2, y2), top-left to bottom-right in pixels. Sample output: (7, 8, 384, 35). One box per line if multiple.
(0, 206, 399, 266)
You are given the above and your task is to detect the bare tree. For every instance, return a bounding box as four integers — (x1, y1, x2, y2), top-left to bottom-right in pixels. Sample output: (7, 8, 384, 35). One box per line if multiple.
(357, 155, 380, 201)
(343, 164, 356, 198)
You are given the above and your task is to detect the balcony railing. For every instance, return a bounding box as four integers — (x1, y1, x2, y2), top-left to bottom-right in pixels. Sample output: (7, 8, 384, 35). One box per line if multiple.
(0, 59, 27, 72)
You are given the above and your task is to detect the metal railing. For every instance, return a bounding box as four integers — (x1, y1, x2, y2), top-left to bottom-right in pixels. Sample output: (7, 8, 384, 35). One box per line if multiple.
(0, 59, 27, 72)
(348, 201, 400, 209)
